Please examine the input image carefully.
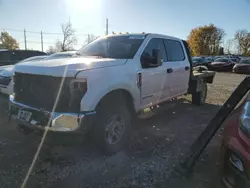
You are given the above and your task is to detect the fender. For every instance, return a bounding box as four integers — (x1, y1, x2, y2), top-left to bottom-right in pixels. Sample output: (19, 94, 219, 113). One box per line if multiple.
(75, 64, 141, 112)
(81, 83, 140, 112)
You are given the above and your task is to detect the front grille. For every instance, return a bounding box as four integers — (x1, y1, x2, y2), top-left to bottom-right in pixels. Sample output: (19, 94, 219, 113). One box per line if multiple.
(14, 73, 73, 112)
(0, 76, 11, 87)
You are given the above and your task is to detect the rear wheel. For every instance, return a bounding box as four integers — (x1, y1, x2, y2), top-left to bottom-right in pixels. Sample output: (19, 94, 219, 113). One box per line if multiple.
(192, 82, 207, 105)
(93, 97, 131, 154)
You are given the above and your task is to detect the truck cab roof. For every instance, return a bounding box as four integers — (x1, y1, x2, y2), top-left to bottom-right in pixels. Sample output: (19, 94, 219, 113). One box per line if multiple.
(105, 33, 182, 41)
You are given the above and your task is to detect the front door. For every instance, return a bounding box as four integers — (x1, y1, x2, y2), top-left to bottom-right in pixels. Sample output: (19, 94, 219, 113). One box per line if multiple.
(140, 38, 168, 108)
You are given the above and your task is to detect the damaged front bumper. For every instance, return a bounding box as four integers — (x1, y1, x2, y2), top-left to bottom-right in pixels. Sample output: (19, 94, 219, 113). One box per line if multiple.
(8, 95, 96, 134)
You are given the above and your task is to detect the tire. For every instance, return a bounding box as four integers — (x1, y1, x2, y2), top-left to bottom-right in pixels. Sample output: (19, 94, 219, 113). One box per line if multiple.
(192, 82, 207, 105)
(93, 97, 131, 154)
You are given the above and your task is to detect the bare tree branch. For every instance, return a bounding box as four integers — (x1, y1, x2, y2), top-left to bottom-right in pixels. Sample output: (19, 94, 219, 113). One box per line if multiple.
(48, 20, 77, 52)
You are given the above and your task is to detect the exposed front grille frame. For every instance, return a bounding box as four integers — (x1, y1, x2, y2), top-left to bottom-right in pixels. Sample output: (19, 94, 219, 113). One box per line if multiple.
(14, 72, 74, 112)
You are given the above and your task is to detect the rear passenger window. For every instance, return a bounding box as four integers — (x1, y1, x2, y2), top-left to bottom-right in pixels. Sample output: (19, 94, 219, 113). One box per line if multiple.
(164, 39, 185, 61)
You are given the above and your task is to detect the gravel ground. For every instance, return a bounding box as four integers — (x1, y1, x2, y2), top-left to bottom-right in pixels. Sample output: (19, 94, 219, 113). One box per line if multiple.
(0, 72, 246, 188)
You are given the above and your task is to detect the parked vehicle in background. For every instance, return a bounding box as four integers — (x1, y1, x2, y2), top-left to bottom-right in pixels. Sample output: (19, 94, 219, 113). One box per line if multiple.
(233, 58, 250, 74)
(192, 57, 208, 67)
(230, 57, 239, 64)
(209, 58, 235, 71)
(45, 51, 76, 60)
(9, 33, 215, 153)
(204, 56, 214, 63)
(19, 55, 48, 63)
(214, 56, 222, 60)
(219, 93, 250, 188)
(0, 49, 46, 66)
(0, 55, 48, 95)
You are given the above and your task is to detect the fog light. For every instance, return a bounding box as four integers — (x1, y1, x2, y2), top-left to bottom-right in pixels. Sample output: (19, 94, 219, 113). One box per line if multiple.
(229, 154, 244, 172)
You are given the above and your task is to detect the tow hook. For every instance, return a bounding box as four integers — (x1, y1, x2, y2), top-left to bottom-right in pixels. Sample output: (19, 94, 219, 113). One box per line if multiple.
(17, 124, 33, 135)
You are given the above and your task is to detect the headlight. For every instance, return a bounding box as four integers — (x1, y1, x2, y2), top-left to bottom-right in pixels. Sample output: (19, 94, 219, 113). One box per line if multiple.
(68, 78, 88, 112)
(239, 101, 250, 138)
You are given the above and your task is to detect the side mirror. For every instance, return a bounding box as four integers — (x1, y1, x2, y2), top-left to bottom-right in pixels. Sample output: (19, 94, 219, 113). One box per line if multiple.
(141, 49, 162, 68)
(152, 49, 161, 65)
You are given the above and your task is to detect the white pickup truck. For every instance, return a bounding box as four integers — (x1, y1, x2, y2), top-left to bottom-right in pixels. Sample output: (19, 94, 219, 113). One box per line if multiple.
(9, 33, 215, 153)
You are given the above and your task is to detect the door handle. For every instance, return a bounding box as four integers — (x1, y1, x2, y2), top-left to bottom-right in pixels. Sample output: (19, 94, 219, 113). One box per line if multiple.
(185, 66, 190, 71)
(166, 68, 173, 73)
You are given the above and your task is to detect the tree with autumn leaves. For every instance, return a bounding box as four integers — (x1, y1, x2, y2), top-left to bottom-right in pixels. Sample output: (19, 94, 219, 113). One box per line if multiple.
(0, 31, 19, 50)
(187, 24, 225, 56)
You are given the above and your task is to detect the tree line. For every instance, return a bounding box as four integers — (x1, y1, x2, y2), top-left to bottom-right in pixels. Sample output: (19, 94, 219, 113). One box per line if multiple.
(1, 22, 250, 56)
(187, 24, 250, 56)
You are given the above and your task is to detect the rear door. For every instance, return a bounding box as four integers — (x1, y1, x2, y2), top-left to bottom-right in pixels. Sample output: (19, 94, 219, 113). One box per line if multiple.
(163, 39, 190, 97)
(140, 38, 168, 108)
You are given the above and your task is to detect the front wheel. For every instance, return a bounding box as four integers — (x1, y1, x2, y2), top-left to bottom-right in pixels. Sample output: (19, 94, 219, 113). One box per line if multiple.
(93, 103, 131, 154)
(192, 82, 207, 105)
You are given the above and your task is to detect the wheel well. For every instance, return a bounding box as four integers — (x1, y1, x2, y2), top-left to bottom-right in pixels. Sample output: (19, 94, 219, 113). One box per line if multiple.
(96, 89, 136, 115)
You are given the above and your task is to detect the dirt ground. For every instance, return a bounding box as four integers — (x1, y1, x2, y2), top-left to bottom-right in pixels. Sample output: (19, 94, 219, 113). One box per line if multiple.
(0, 72, 247, 188)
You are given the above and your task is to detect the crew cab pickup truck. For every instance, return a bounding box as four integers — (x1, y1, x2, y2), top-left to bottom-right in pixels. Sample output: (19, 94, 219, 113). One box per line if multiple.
(9, 33, 215, 153)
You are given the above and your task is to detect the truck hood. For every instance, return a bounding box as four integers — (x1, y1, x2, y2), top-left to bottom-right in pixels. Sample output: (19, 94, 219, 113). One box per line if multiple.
(0, 65, 15, 77)
(14, 57, 127, 77)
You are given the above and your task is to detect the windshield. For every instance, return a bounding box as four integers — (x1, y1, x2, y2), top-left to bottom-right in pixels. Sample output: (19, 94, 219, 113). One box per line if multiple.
(215, 58, 228, 62)
(240, 59, 250, 64)
(77, 35, 144, 59)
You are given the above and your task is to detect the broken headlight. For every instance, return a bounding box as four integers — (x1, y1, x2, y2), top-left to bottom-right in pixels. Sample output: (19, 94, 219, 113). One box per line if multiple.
(68, 78, 88, 112)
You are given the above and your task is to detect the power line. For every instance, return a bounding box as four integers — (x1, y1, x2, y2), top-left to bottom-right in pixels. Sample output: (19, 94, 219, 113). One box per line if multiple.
(0, 19, 109, 51)
(1, 28, 89, 36)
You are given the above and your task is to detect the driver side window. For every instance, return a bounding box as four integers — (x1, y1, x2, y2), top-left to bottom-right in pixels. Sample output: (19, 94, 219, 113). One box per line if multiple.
(140, 38, 166, 69)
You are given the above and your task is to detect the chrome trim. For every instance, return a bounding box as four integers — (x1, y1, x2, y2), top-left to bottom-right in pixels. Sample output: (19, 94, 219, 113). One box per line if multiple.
(9, 95, 95, 132)
(9, 95, 49, 112)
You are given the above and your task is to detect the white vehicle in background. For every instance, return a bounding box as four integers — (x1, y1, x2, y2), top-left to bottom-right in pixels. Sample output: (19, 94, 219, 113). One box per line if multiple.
(0, 55, 47, 95)
(9, 33, 215, 153)
(45, 51, 76, 60)
(0, 51, 76, 95)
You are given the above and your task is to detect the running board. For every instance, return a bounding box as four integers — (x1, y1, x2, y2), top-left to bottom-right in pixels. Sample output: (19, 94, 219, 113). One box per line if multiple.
(137, 98, 178, 119)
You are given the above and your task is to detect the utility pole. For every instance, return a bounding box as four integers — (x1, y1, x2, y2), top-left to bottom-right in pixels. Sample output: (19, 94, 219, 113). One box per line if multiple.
(41, 31, 44, 52)
(105, 18, 108, 35)
(88, 34, 90, 44)
(24, 29, 27, 50)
